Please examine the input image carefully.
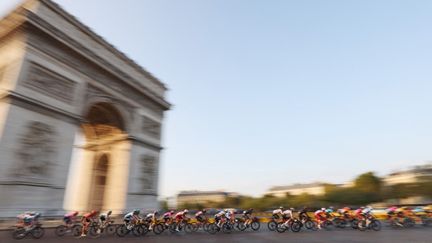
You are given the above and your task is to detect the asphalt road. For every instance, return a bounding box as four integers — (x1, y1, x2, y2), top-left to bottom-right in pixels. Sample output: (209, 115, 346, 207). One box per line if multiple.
(1, 226, 431, 243)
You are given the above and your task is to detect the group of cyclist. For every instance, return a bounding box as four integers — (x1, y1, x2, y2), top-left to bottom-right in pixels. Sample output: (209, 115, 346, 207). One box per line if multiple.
(269, 205, 432, 230)
(14, 204, 432, 238)
(121, 207, 255, 232)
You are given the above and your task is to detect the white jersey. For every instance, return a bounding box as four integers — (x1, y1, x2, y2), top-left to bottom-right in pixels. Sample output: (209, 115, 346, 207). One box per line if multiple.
(273, 209, 283, 215)
(282, 210, 293, 218)
(362, 207, 372, 215)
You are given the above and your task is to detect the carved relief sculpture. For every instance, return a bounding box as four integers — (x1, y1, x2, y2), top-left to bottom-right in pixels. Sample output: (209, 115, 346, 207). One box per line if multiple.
(141, 155, 156, 192)
(142, 116, 161, 139)
(14, 121, 57, 182)
(25, 62, 76, 103)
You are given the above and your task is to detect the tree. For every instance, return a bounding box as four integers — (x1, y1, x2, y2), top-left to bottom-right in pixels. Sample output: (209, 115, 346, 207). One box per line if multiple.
(160, 200, 169, 211)
(354, 172, 382, 193)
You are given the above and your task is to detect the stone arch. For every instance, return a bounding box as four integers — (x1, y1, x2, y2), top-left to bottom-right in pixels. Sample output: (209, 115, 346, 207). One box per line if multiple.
(64, 101, 131, 212)
(82, 98, 130, 138)
(88, 153, 110, 210)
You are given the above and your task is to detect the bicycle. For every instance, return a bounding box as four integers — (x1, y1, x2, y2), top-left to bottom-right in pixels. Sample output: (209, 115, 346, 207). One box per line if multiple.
(55, 222, 82, 237)
(12, 222, 44, 240)
(236, 216, 261, 231)
(357, 214, 381, 231)
(116, 219, 147, 237)
(88, 220, 117, 238)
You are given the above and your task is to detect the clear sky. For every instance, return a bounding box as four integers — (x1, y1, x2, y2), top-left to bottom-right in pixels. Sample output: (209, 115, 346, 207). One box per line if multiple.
(1, 0, 432, 198)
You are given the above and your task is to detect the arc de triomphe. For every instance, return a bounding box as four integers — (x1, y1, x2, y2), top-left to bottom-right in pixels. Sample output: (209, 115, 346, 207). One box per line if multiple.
(0, 0, 170, 216)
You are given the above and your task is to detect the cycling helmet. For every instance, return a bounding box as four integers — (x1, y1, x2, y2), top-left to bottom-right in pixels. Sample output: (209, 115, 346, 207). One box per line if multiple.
(183, 209, 189, 213)
(279, 206, 284, 210)
(202, 209, 207, 213)
(170, 210, 175, 214)
(107, 210, 112, 216)
(72, 211, 79, 216)
(133, 209, 140, 215)
(321, 208, 326, 211)
(154, 211, 159, 215)
(290, 208, 295, 211)
(91, 210, 98, 215)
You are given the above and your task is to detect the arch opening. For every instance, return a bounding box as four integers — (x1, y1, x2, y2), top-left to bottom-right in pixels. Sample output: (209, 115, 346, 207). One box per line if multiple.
(64, 102, 131, 213)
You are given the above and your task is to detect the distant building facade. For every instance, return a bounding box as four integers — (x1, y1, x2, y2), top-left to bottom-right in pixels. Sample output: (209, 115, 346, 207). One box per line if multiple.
(383, 163, 432, 186)
(0, 0, 170, 216)
(176, 191, 234, 207)
(267, 183, 326, 197)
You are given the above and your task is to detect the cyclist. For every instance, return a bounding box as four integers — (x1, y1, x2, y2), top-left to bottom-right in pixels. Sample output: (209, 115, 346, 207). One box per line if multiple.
(225, 209, 236, 224)
(338, 207, 351, 219)
(325, 207, 335, 218)
(353, 207, 366, 220)
(145, 211, 158, 230)
(362, 206, 373, 216)
(272, 206, 284, 220)
(195, 209, 207, 223)
(281, 208, 294, 227)
(98, 210, 112, 229)
(123, 209, 141, 229)
(174, 209, 189, 232)
(63, 211, 79, 228)
(162, 210, 175, 226)
(80, 210, 98, 237)
(242, 208, 254, 226)
(298, 206, 309, 221)
(214, 209, 226, 228)
(19, 212, 41, 232)
(314, 208, 327, 229)
(386, 206, 402, 226)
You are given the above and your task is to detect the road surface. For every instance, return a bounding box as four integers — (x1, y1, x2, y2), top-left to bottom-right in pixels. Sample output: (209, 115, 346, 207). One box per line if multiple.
(1, 225, 430, 243)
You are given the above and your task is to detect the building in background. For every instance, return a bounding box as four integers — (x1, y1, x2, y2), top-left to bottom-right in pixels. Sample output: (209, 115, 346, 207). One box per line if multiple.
(176, 190, 237, 207)
(266, 183, 327, 197)
(383, 162, 432, 186)
(0, 0, 170, 216)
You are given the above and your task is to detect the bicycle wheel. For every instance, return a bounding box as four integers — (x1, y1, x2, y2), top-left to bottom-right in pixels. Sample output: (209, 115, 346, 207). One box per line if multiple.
(251, 221, 260, 231)
(72, 225, 82, 237)
(153, 223, 164, 235)
(276, 223, 288, 233)
(370, 220, 381, 231)
(55, 225, 67, 236)
(291, 221, 301, 232)
(88, 226, 100, 238)
(267, 220, 277, 231)
(304, 220, 315, 230)
(132, 225, 144, 236)
(322, 220, 332, 231)
(31, 226, 45, 239)
(357, 220, 367, 231)
(203, 222, 211, 232)
(237, 222, 247, 231)
(116, 225, 129, 237)
(12, 228, 27, 240)
(403, 218, 415, 228)
(207, 223, 218, 234)
(221, 223, 232, 234)
(169, 223, 177, 233)
(106, 224, 117, 235)
(192, 223, 199, 232)
(184, 223, 194, 233)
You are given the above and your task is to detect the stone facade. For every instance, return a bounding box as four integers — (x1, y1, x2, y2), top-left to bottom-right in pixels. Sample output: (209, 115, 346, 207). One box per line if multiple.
(0, 0, 170, 216)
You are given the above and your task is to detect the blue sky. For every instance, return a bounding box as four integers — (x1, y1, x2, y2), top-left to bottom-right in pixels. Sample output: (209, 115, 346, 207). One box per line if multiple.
(2, 0, 432, 198)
